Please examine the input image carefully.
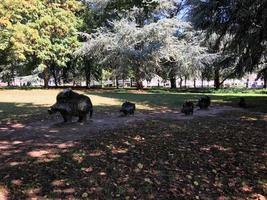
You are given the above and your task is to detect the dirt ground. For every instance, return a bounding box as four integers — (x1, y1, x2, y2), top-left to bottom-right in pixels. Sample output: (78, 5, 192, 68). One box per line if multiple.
(0, 105, 243, 142)
(0, 105, 266, 199)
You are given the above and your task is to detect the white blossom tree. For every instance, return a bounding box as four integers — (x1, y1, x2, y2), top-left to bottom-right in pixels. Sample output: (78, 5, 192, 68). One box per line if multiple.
(77, 1, 217, 89)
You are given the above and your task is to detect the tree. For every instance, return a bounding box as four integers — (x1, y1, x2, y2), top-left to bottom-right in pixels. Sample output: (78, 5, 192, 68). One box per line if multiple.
(186, 0, 267, 88)
(78, 16, 203, 89)
(0, 0, 84, 87)
(79, 0, 188, 89)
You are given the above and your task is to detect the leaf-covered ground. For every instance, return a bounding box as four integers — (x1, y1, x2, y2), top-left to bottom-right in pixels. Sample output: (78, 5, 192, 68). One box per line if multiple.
(0, 111, 266, 199)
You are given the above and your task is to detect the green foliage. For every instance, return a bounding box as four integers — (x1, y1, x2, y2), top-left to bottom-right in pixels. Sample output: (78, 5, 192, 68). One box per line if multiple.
(186, 0, 267, 75)
(0, 0, 84, 84)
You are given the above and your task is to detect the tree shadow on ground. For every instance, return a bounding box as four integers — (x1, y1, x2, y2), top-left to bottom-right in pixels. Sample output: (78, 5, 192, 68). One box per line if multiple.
(0, 102, 154, 142)
(0, 102, 50, 125)
(0, 111, 266, 199)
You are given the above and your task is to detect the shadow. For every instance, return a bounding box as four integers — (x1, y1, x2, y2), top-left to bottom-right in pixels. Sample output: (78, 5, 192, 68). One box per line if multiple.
(0, 102, 49, 124)
(0, 102, 121, 125)
(0, 103, 148, 142)
(0, 111, 266, 199)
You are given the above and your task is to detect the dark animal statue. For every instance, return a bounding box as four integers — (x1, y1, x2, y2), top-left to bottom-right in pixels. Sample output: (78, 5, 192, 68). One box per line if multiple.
(238, 97, 247, 108)
(197, 96, 211, 109)
(120, 101, 136, 116)
(181, 101, 194, 115)
(48, 89, 93, 122)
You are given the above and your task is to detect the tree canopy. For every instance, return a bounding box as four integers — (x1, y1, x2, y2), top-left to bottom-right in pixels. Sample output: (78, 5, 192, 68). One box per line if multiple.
(0, 0, 84, 86)
(186, 0, 267, 80)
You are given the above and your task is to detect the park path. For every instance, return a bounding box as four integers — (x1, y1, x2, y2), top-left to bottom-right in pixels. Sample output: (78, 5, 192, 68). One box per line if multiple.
(0, 105, 243, 142)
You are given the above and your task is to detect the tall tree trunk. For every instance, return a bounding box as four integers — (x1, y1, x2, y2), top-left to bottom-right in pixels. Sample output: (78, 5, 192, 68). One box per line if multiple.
(134, 13, 145, 90)
(84, 58, 92, 88)
(170, 77, 176, 89)
(214, 68, 220, 90)
(193, 78, 196, 88)
(184, 76, 187, 88)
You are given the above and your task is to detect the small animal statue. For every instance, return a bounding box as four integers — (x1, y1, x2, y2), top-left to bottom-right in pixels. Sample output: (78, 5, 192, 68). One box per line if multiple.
(197, 96, 211, 109)
(48, 89, 93, 122)
(120, 101, 136, 116)
(181, 101, 194, 115)
(238, 97, 247, 108)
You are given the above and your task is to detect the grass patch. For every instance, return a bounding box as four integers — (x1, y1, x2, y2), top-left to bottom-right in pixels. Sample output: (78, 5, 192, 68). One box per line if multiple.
(1, 89, 267, 123)
(147, 87, 267, 95)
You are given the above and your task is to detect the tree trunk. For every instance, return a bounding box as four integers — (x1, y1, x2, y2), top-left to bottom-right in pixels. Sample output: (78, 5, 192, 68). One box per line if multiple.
(170, 77, 176, 89)
(44, 78, 49, 88)
(52, 69, 58, 87)
(130, 78, 133, 87)
(179, 77, 183, 88)
(214, 68, 220, 89)
(62, 68, 68, 84)
(135, 69, 143, 90)
(264, 76, 267, 89)
(116, 77, 119, 89)
(193, 79, 196, 88)
(168, 67, 177, 89)
(84, 58, 92, 88)
(86, 73, 91, 88)
(136, 81, 143, 90)
(43, 68, 50, 88)
(85, 65, 91, 88)
(263, 71, 267, 88)
(184, 76, 187, 88)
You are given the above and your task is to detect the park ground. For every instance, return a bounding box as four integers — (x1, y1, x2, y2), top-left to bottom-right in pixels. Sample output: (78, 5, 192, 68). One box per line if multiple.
(0, 88, 266, 199)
